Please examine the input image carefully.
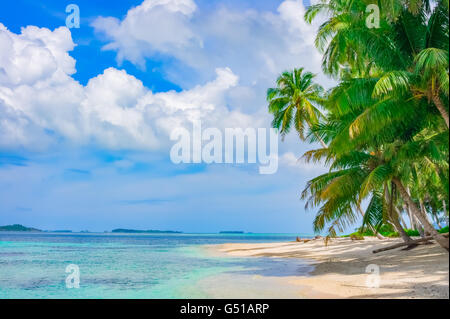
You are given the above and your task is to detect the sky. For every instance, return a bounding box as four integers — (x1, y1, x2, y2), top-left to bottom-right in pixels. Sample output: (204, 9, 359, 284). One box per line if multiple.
(0, 0, 344, 233)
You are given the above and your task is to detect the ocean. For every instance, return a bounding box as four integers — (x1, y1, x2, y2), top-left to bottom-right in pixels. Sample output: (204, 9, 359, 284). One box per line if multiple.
(0, 232, 313, 299)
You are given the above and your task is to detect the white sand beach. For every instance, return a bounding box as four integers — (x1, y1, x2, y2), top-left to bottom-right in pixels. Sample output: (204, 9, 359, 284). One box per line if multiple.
(206, 238, 449, 299)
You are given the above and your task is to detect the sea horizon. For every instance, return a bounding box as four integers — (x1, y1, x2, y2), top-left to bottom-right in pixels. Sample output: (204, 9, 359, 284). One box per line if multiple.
(0, 230, 314, 235)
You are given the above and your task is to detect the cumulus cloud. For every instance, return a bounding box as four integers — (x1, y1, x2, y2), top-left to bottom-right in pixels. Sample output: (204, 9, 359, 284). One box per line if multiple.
(0, 0, 327, 153)
(0, 23, 255, 151)
(0, 24, 75, 86)
(0, 23, 82, 150)
(92, 0, 326, 88)
(92, 0, 199, 67)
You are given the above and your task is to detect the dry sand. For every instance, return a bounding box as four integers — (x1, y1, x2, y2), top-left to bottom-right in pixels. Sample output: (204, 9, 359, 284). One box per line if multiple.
(207, 237, 449, 299)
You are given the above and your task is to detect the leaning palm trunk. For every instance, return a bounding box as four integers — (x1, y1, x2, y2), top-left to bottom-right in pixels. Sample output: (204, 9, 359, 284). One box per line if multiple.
(416, 219, 426, 237)
(412, 211, 425, 237)
(390, 217, 413, 243)
(392, 207, 413, 243)
(393, 177, 449, 251)
(431, 94, 450, 128)
(432, 209, 442, 229)
(421, 202, 435, 229)
(384, 186, 413, 243)
(419, 200, 435, 236)
(405, 189, 423, 234)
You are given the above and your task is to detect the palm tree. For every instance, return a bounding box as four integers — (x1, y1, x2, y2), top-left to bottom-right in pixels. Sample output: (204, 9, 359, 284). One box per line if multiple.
(267, 68, 327, 148)
(300, 73, 449, 249)
(372, 3, 449, 128)
(302, 125, 449, 250)
(269, 68, 387, 239)
(267, 0, 449, 251)
(306, 0, 450, 127)
(299, 45, 449, 247)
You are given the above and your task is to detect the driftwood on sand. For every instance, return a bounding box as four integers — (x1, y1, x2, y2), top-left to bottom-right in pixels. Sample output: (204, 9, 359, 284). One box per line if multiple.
(373, 233, 449, 254)
(296, 235, 322, 243)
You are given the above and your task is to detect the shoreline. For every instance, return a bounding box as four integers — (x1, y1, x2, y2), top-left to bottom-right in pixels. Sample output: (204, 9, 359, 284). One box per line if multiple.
(205, 237, 449, 299)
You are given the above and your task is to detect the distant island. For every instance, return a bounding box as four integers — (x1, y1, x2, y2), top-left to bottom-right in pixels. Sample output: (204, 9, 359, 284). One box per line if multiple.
(0, 224, 42, 232)
(219, 231, 245, 234)
(0, 225, 182, 234)
(111, 229, 182, 234)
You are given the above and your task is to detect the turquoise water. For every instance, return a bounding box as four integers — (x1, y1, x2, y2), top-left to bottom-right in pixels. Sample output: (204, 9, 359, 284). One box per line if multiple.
(0, 232, 312, 298)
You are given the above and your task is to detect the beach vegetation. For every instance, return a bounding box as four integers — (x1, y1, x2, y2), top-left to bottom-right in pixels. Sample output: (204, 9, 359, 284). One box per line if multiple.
(268, 0, 449, 250)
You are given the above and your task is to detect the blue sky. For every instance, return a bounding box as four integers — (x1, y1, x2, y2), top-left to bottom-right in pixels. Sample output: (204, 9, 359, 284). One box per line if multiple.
(0, 0, 344, 233)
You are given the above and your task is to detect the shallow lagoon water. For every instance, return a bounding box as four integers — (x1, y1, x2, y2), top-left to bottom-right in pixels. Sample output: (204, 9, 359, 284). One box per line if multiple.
(0, 232, 313, 298)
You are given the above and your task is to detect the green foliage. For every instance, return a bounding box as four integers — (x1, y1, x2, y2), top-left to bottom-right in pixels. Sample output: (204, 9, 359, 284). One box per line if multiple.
(343, 228, 426, 238)
(267, 68, 326, 144)
(405, 229, 421, 236)
(268, 0, 449, 240)
(439, 226, 449, 234)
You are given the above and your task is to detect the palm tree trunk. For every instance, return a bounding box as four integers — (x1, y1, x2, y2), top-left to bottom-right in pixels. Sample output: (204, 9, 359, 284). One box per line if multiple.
(393, 177, 449, 251)
(405, 187, 422, 232)
(384, 186, 412, 243)
(416, 217, 425, 237)
(419, 200, 435, 236)
(432, 94, 449, 128)
(396, 222, 412, 242)
(418, 200, 428, 237)
(392, 211, 413, 243)
(432, 207, 442, 229)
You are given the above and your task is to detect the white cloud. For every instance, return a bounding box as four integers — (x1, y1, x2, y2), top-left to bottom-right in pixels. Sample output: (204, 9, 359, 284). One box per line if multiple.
(0, 23, 82, 150)
(0, 24, 75, 86)
(92, 0, 327, 89)
(279, 151, 328, 174)
(0, 24, 256, 151)
(90, 0, 332, 156)
(280, 152, 301, 167)
(92, 0, 199, 67)
(0, 0, 328, 153)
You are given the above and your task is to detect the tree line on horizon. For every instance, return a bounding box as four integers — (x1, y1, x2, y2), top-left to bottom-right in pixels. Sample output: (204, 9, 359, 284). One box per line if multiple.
(267, 0, 449, 250)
